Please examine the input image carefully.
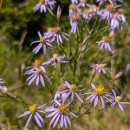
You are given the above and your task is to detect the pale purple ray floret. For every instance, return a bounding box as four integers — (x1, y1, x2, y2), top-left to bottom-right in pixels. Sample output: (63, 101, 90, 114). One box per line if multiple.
(18, 104, 46, 128)
(91, 63, 111, 74)
(83, 83, 112, 109)
(96, 0, 123, 5)
(33, 0, 56, 14)
(25, 60, 49, 87)
(43, 54, 68, 66)
(96, 36, 114, 52)
(71, 0, 78, 4)
(30, 31, 52, 55)
(45, 100, 78, 128)
(63, 81, 84, 103)
(44, 27, 69, 45)
(110, 89, 130, 111)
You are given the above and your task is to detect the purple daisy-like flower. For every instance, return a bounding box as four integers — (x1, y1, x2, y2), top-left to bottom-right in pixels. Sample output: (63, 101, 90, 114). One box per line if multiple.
(96, 36, 114, 52)
(91, 63, 111, 74)
(100, 4, 115, 25)
(30, 31, 52, 55)
(78, 0, 87, 8)
(43, 54, 68, 66)
(45, 100, 77, 128)
(25, 63, 49, 87)
(18, 104, 46, 128)
(69, 12, 80, 34)
(110, 89, 130, 111)
(83, 83, 112, 109)
(62, 81, 84, 103)
(45, 27, 69, 45)
(69, 4, 81, 16)
(0, 79, 8, 92)
(96, 0, 122, 5)
(33, 0, 56, 14)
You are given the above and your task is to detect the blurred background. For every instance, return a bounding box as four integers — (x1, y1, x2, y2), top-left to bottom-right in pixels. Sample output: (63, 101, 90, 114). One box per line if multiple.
(0, 0, 130, 130)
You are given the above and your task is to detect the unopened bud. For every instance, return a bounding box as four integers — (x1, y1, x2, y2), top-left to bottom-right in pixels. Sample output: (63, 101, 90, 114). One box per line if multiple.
(57, 6, 61, 21)
(114, 72, 123, 80)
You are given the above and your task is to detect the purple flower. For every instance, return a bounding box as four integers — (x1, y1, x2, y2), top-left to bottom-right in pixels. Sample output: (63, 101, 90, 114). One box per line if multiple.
(18, 104, 46, 128)
(69, 4, 80, 16)
(30, 31, 52, 55)
(111, 89, 130, 111)
(96, 36, 114, 51)
(69, 12, 80, 34)
(43, 54, 68, 66)
(100, 4, 115, 25)
(0, 79, 8, 92)
(91, 63, 111, 74)
(33, 0, 56, 14)
(45, 101, 77, 128)
(63, 81, 84, 103)
(83, 83, 112, 109)
(25, 61, 49, 87)
(96, 0, 122, 5)
(45, 27, 69, 45)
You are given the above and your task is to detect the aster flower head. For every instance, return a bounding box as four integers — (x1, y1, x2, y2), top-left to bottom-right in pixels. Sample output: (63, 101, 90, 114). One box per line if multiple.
(63, 81, 84, 103)
(100, 4, 115, 24)
(0, 79, 8, 92)
(18, 104, 46, 128)
(43, 54, 68, 66)
(33, 0, 56, 14)
(45, 27, 69, 45)
(83, 83, 112, 109)
(30, 31, 52, 55)
(69, 3, 81, 16)
(70, 12, 80, 34)
(25, 63, 49, 87)
(91, 63, 111, 74)
(45, 100, 77, 128)
(96, 36, 114, 52)
(111, 89, 130, 111)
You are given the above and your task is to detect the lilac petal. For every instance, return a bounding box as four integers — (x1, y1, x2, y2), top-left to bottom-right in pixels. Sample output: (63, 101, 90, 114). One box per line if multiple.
(43, 45, 46, 55)
(85, 94, 94, 101)
(91, 83, 96, 89)
(111, 102, 116, 106)
(65, 116, 71, 127)
(65, 81, 70, 88)
(118, 103, 124, 111)
(38, 31, 42, 38)
(90, 94, 96, 103)
(30, 41, 40, 46)
(38, 104, 46, 109)
(111, 89, 116, 98)
(60, 115, 64, 128)
(34, 115, 42, 128)
(69, 112, 78, 118)
(70, 92, 74, 103)
(53, 113, 60, 128)
(94, 96, 98, 107)
(35, 112, 44, 123)
(36, 76, 40, 86)
(64, 115, 68, 128)
(46, 110, 59, 118)
(18, 111, 31, 118)
(100, 96, 105, 109)
(120, 102, 130, 105)
(40, 75, 45, 87)
(75, 92, 84, 103)
(120, 93, 124, 99)
(28, 75, 37, 85)
(25, 114, 32, 128)
(49, 112, 59, 126)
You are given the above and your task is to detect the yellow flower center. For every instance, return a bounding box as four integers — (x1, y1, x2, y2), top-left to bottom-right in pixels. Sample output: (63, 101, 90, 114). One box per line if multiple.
(33, 59, 41, 66)
(70, 13, 80, 21)
(29, 104, 36, 114)
(54, 27, 61, 34)
(99, 64, 105, 68)
(115, 96, 121, 102)
(107, 4, 115, 11)
(103, 36, 110, 42)
(36, 68, 42, 73)
(95, 85, 105, 95)
(47, 27, 53, 32)
(70, 84, 76, 92)
(59, 104, 68, 113)
(39, 0, 45, 3)
(39, 37, 45, 43)
(53, 54, 58, 59)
